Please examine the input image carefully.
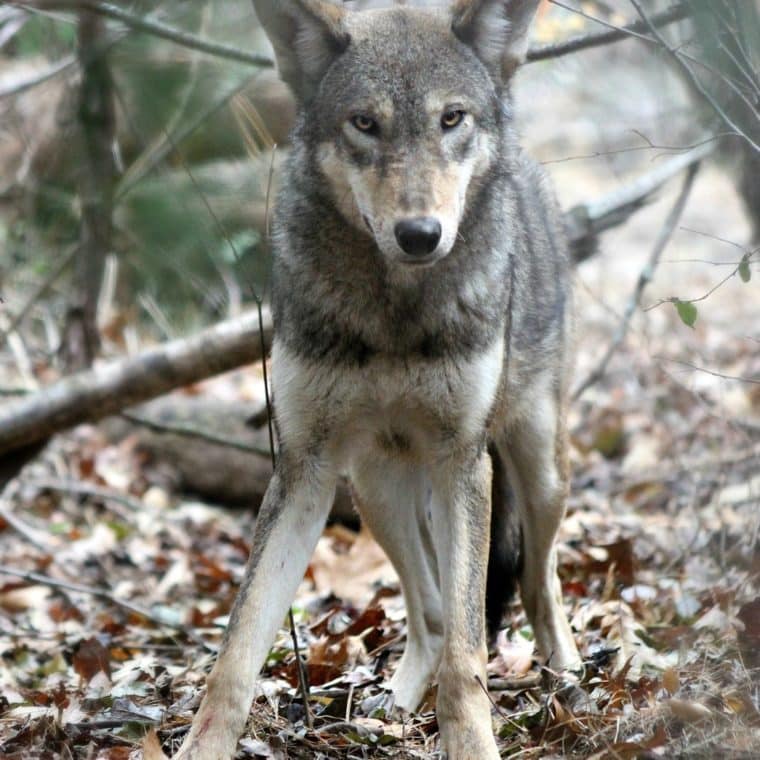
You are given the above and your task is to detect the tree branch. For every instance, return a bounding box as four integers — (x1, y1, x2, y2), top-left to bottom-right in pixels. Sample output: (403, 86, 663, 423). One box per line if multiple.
(573, 161, 700, 399)
(0, 310, 273, 457)
(0, 564, 209, 645)
(528, 2, 690, 62)
(629, 0, 760, 153)
(12, 0, 693, 81)
(22, 0, 274, 68)
(566, 138, 716, 263)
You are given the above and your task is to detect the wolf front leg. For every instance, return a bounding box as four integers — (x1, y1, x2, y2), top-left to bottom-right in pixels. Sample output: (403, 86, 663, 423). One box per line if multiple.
(432, 447, 499, 760)
(173, 456, 337, 760)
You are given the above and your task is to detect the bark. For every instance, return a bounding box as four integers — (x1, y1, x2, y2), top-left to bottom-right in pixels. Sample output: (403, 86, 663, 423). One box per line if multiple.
(0, 310, 273, 457)
(61, 10, 116, 370)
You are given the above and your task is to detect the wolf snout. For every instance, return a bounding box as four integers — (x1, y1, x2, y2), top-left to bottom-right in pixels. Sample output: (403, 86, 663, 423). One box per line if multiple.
(394, 217, 442, 257)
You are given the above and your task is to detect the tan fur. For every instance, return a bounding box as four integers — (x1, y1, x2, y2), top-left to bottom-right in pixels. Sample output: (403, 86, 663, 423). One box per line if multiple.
(318, 124, 496, 264)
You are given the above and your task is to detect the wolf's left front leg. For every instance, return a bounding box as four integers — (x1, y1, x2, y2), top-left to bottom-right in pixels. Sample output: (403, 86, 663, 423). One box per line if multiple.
(432, 447, 499, 760)
(174, 455, 336, 760)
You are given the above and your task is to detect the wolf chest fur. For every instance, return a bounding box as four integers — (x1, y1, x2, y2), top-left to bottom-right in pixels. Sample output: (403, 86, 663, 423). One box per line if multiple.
(173, 2, 581, 759)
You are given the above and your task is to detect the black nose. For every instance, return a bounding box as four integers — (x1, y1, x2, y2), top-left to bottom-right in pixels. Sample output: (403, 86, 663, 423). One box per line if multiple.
(394, 217, 442, 257)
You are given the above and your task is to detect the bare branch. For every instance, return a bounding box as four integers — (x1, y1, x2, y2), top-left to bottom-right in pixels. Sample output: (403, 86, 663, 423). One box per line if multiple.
(566, 139, 716, 263)
(21, 0, 274, 68)
(528, 2, 690, 62)
(645, 247, 757, 310)
(9, 0, 693, 85)
(573, 162, 700, 399)
(0, 54, 75, 99)
(25, 476, 146, 517)
(120, 409, 273, 458)
(656, 357, 760, 386)
(0, 564, 209, 645)
(0, 244, 78, 348)
(629, 0, 760, 153)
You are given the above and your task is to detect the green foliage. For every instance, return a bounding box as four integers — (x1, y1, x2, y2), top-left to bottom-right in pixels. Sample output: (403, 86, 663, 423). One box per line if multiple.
(674, 299, 698, 328)
(11, 15, 75, 58)
(739, 255, 751, 283)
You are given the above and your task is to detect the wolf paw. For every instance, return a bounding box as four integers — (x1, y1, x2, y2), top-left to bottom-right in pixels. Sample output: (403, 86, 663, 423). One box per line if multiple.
(440, 727, 500, 760)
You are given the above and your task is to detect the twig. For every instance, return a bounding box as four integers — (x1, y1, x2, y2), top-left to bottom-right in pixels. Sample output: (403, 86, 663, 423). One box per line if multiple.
(629, 0, 760, 154)
(0, 501, 55, 551)
(528, 2, 690, 62)
(22, 0, 274, 69)
(115, 3, 208, 197)
(0, 244, 79, 347)
(573, 161, 700, 399)
(0, 564, 208, 647)
(0, 54, 75, 99)
(288, 610, 313, 730)
(114, 30, 254, 202)
(120, 409, 273, 458)
(566, 139, 715, 264)
(475, 674, 529, 734)
(543, 132, 726, 166)
(24, 476, 145, 521)
(548, 0, 660, 47)
(645, 248, 757, 311)
(655, 357, 760, 386)
(488, 674, 542, 690)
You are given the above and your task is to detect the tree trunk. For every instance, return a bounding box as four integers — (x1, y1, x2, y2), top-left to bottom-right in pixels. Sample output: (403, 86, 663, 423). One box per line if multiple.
(60, 10, 116, 370)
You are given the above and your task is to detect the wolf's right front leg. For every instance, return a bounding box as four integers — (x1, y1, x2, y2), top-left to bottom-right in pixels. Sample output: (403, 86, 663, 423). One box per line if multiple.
(173, 456, 336, 760)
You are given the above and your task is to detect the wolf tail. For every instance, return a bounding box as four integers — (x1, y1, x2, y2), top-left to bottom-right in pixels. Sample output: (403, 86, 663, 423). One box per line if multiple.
(485, 443, 523, 638)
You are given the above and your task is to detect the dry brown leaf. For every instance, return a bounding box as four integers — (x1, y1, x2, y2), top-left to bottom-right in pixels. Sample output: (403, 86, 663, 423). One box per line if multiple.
(73, 637, 111, 683)
(666, 698, 714, 723)
(662, 667, 679, 695)
(309, 524, 397, 606)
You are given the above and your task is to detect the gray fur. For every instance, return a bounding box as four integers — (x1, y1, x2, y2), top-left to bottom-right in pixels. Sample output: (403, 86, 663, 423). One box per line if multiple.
(175, 4, 579, 758)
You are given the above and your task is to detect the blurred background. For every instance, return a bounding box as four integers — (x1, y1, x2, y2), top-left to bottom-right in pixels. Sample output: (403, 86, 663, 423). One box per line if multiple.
(0, 2, 758, 758)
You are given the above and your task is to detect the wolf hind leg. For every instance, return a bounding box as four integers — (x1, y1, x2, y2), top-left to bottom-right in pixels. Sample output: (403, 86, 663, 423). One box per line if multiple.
(351, 458, 443, 712)
(497, 383, 581, 673)
(485, 442, 523, 637)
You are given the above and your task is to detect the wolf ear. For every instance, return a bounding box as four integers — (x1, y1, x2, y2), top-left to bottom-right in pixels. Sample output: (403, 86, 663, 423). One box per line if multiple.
(451, 0, 540, 81)
(253, 0, 350, 100)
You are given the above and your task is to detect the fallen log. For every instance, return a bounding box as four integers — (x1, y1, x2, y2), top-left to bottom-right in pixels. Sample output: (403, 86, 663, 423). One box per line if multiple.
(102, 396, 357, 524)
(0, 309, 272, 457)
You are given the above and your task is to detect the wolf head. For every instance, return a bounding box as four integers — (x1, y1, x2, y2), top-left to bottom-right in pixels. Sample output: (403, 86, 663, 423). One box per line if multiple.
(253, 0, 540, 268)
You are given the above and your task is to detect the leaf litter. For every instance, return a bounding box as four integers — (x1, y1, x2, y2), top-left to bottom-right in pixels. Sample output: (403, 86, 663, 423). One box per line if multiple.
(1, 333, 758, 760)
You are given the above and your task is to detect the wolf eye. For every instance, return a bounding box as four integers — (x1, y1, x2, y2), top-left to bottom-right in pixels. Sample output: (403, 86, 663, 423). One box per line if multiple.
(350, 114, 379, 135)
(441, 109, 466, 130)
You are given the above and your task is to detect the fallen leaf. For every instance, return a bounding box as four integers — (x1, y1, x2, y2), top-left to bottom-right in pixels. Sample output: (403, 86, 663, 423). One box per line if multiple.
(667, 698, 713, 723)
(73, 637, 111, 682)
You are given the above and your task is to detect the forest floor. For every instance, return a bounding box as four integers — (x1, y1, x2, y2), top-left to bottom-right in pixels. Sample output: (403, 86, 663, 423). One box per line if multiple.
(2, 24, 760, 760)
